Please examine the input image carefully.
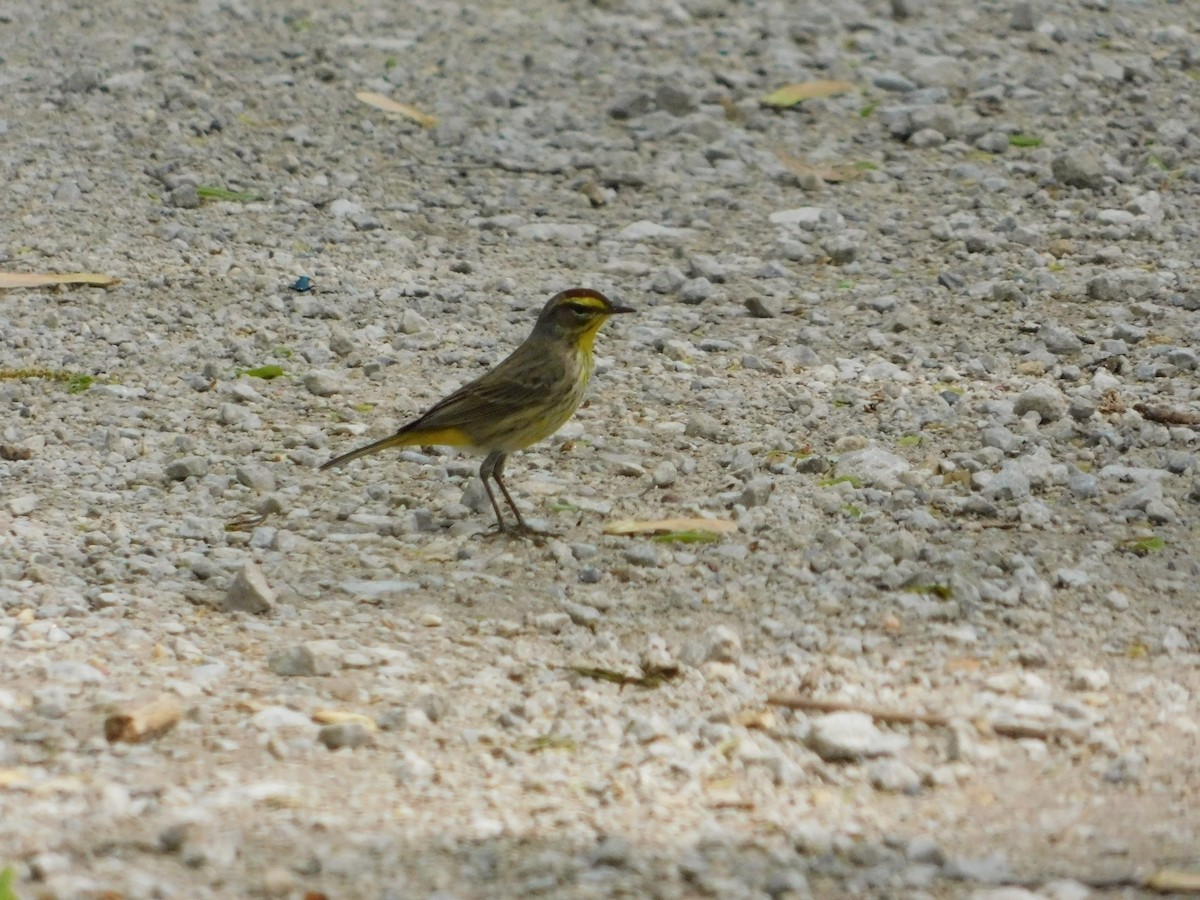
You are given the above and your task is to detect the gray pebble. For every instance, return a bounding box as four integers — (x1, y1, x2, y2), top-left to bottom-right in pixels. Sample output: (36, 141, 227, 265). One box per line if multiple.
(652, 461, 678, 487)
(836, 447, 911, 488)
(533, 612, 572, 633)
(906, 837, 945, 866)
(679, 277, 715, 305)
(1103, 752, 1143, 784)
(318, 722, 374, 750)
(1012, 383, 1066, 422)
(686, 624, 741, 665)
(235, 464, 276, 493)
(267, 639, 342, 676)
(398, 309, 430, 334)
(684, 413, 724, 441)
(744, 295, 782, 318)
(808, 711, 907, 761)
(738, 478, 773, 508)
(168, 184, 201, 209)
(304, 371, 341, 397)
(1051, 149, 1105, 189)
(1010, 1, 1035, 30)
(562, 600, 601, 628)
(623, 545, 659, 568)
(908, 128, 947, 149)
(873, 72, 916, 93)
(8, 494, 39, 515)
(654, 84, 696, 117)
(588, 835, 632, 868)
(578, 566, 602, 584)
(980, 426, 1020, 454)
(1067, 397, 1096, 422)
(223, 561, 276, 614)
(688, 254, 726, 283)
(945, 853, 1012, 884)
(166, 456, 209, 481)
(823, 234, 859, 264)
(609, 91, 653, 120)
(868, 758, 921, 793)
(1039, 324, 1082, 354)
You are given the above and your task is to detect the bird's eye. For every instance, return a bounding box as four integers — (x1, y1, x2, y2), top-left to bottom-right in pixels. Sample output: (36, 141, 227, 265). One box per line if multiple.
(566, 303, 593, 318)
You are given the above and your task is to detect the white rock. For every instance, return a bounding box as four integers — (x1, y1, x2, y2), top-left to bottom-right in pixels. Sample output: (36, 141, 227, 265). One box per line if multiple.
(808, 711, 908, 760)
(223, 561, 275, 614)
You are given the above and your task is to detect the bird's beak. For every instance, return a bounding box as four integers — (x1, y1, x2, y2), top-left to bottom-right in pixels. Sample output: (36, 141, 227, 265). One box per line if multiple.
(609, 305, 636, 315)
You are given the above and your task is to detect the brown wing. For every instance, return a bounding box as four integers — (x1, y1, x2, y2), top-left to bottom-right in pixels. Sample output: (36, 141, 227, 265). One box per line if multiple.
(398, 347, 566, 437)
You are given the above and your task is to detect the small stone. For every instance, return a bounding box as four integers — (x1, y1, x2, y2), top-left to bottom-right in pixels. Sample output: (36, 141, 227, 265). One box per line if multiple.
(822, 234, 859, 264)
(906, 837, 945, 866)
(623, 545, 659, 568)
(682, 624, 742, 666)
(168, 184, 201, 209)
(1012, 383, 1066, 422)
(873, 71, 916, 93)
(1039, 324, 1082, 355)
(235, 465, 276, 493)
(578, 566, 602, 584)
(303, 371, 341, 397)
(744, 295, 782, 318)
(166, 456, 209, 481)
(588, 835, 632, 867)
(655, 84, 696, 117)
(679, 277, 714, 304)
(268, 639, 341, 676)
(8, 495, 39, 515)
(689, 254, 726, 283)
(652, 461, 678, 487)
(533, 612, 572, 633)
(223, 561, 275, 614)
(1161, 626, 1190, 655)
(738, 478, 773, 508)
(260, 865, 297, 898)
(868, 758, 921, 793)
(684, 413, 724, 441)
(835, 447, 911, 488)
(1052, 149, 1104, 189)
(1010, 1, 1036, 30)
(1068, 397, 1096, 421)
(61, 67, 102, 93)
(1103, 752, 1143, 784)
(945, 853, 1013, 884)
(318, 722, 374, 750)
(980, 426, 1020, 454)
(1068, 667, 1110, 691)
(562, 600, 601, 628)
(609, 91, 653, 120)
(908, 127, 946, 148)
(398, 309, 430, 334)
(808, 711, 907, 760)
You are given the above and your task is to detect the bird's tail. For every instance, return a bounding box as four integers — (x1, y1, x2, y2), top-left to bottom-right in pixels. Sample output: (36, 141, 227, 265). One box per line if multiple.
(319, 432, 418, 471)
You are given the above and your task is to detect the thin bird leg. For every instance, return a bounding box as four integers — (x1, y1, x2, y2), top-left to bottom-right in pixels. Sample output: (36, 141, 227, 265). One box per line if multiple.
(490, 452, 529, 531)
(478, 450, 510, 531)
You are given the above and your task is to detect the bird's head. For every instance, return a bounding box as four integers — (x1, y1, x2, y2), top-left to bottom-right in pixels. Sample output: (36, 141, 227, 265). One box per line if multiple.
(534, 288, 635, 351)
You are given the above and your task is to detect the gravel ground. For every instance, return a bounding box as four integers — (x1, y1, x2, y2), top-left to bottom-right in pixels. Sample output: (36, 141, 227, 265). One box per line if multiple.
(2, 0, 1200, 897)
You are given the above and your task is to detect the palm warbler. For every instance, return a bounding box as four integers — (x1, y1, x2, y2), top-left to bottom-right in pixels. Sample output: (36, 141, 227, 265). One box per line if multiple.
(321, 288, 634, 531)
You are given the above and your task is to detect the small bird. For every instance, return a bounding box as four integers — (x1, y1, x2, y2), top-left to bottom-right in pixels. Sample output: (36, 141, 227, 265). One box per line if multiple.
(321, 288, 634, 531)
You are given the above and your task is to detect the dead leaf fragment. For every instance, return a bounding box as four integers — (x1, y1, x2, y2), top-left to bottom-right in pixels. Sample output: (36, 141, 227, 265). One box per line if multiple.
(104, 696, 181, 743)
(1146, 869, 1200, 893)
(312, 709, 378, 731)
(773, 149, 859, 183)
(603, 517, 737, 536)
(0, 271, 119, 289)
(355, 91, 438, 128)
(761, 80, 855, 108)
